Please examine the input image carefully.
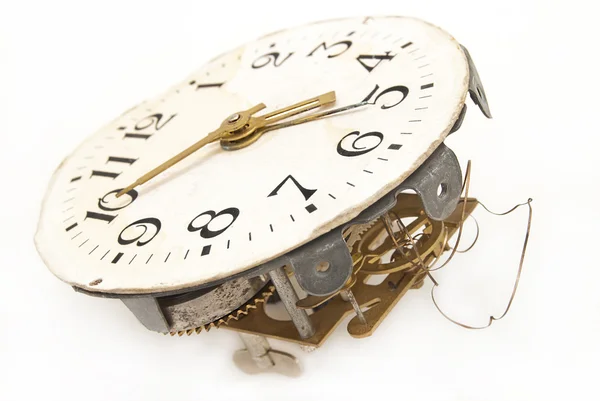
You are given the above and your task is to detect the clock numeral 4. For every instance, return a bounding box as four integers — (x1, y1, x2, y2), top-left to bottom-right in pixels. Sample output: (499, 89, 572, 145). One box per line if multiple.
(356, 51, 396, 73)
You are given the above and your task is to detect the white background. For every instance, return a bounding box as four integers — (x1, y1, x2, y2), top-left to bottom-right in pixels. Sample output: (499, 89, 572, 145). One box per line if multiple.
(1, 1, 598, 400)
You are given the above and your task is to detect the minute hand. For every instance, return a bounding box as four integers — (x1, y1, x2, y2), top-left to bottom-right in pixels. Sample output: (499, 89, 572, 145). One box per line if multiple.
(259, 100, 368, 134)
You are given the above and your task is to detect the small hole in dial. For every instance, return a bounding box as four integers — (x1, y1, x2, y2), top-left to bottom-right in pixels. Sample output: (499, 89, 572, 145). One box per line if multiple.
(315, 261, 330, 272)
(437, 183, 448, 199)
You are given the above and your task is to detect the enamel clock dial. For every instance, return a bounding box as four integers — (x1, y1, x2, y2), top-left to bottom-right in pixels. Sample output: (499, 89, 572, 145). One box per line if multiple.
(35, 16, 468, 294)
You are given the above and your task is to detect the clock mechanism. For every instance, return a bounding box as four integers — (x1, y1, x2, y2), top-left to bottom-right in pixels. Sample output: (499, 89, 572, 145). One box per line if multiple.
(34, 16, 518, 376)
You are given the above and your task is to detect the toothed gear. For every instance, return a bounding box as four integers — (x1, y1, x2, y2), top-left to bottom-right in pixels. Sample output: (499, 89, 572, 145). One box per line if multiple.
(168, 285, 275, 336)
(344, 220, 378, 249)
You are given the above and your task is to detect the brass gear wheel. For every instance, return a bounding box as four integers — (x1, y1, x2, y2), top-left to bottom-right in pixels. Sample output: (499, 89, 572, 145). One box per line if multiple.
(168, 285, 275, 336)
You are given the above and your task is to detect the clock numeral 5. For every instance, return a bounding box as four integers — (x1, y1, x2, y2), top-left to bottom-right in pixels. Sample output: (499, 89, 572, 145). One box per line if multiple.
(363, 84, 410, 109)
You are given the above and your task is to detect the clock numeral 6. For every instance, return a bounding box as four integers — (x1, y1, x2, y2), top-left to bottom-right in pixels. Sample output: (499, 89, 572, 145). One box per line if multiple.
(118, 217, 162, 247)
(188, 207, 240, 239)
(337, 131, 384, 157)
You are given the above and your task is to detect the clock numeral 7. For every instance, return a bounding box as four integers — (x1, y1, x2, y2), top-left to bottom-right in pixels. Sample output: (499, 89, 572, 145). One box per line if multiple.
(268, 175, 317, 201)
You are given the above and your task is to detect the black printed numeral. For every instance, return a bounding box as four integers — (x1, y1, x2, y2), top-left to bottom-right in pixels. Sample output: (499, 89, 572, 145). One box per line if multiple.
(188, 207, 240, 239)
(356, 52, 396, 73)
(363, 84, 410, 109)
(123, 113, 177, 140)
(118, 218, 162, 246)
(337, 131, 384, 157)
(307, 41, 352, 58)
(252, 52, 294, 69)
(268, 175, 316, 201)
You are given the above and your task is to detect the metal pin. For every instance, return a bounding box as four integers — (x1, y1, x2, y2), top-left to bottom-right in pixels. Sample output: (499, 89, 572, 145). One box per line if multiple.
(344, 289, 367, 326)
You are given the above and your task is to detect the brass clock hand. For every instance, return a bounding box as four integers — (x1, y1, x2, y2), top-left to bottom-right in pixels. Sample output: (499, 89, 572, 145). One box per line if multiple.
(116, 92, 337, 197)
(219, 98, 368, 151)
(259, 99, 368, 133)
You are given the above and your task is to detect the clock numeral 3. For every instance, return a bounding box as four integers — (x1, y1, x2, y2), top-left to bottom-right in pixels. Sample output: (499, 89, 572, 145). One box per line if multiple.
(307, 41, 352, 58)
(188, 207, 240, 239)
(337, 131, 384, 157)
(118, 217, 162, 247)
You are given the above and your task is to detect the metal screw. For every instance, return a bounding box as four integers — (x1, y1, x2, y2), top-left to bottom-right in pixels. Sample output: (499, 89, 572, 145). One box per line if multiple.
(227, 113, 241, 123)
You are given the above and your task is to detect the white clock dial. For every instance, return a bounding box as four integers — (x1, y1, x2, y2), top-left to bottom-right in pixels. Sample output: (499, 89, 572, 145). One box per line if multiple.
(35, 16, 468, 294)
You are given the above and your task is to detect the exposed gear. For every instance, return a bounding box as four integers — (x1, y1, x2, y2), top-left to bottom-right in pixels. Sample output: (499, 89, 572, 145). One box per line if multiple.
(344, 220, 378, 249)
(168, 285, 275, 336)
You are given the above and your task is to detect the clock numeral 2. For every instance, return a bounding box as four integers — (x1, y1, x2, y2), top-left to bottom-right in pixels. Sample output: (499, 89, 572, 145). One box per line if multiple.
(252, 52, 294, 69)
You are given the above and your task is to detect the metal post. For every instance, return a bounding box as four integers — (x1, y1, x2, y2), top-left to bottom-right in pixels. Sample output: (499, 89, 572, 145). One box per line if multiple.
(268, 267, 316, 339)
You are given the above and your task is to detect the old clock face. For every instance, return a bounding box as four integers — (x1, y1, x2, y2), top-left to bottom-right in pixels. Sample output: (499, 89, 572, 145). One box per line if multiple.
(35, 16, 468, 294)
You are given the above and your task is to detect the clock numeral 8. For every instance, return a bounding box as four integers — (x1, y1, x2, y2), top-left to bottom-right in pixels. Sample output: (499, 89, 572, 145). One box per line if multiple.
(337, 131, 384, 157)
(188, 207, 240, 239)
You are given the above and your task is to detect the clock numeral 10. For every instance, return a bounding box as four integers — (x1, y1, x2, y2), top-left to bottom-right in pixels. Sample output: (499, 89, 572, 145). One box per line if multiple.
(85, 189, 138, 224)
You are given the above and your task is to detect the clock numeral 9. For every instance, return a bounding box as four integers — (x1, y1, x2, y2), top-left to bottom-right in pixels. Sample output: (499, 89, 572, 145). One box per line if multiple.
(118, 218, 162, 247)
(363, 84, 410, 109)
(252, 52, 294, 69)
(188, 207, 240, 239)
(337, 131, 384, 157)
